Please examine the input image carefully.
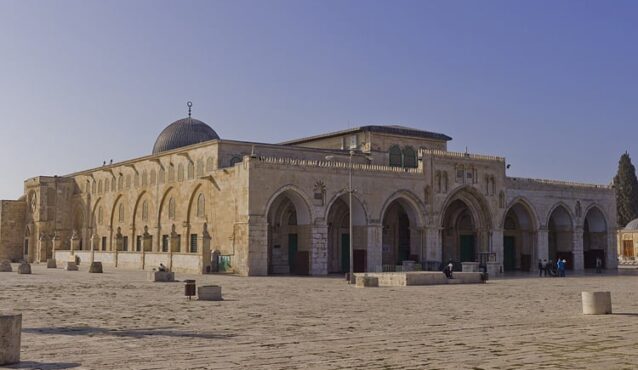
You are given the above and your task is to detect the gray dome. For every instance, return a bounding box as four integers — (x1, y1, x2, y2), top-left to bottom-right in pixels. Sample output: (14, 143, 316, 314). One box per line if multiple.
(625, 218, 638, 230)
(152, 117, 219, 154)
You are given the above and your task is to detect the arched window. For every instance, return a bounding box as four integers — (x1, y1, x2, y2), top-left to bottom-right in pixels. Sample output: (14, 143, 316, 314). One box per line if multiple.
(196, 159, 204, 177)
(159, 168, 165, 185)
(142, 171, 148, 187)
(142, 200, 149, 221)
(168, 165, 175, 182)
(403, 146, 417, 168)
(111, 178, 116, 192)
(126, 175, 131, 189)
(98, 207, 103, 225)
(178, 164, 185, 182)
(118, 175, 124, 191)
(105, 179, 109, 193)
(92, 181, 97, 194)
(206, 157, 215, 172)
(197, 193, 205, 218)
(118, 203, 125, 223)
(188, 162, 195, 179)
(134, 173, 140, 187)
(168, 198, 176, 220)
(230, 156, 242, 166)
(98, 180, 103, 194)
(389, 145, 402, 167)
(150, 169, 157, 185)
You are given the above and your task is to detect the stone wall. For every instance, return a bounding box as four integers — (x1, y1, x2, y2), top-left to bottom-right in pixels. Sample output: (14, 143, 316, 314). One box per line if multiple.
(0, 200, 26, 262)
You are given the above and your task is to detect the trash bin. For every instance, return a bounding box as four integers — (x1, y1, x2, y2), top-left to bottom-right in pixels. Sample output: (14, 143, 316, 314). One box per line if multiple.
(184, 279, 196, 300)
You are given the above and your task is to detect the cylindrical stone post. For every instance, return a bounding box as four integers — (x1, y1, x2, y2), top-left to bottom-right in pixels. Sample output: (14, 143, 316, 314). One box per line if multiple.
(582, 291, 612, 315)
(0, 313, 22, 365)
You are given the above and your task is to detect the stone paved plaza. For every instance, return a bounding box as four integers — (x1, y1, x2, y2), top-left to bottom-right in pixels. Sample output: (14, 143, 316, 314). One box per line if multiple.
(2, 266, 638, 370)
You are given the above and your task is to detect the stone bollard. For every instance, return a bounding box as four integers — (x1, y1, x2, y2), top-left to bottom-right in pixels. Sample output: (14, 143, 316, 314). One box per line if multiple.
(0, 260, 12, 272)
(17, 262, 31, 275)
(355, 275, 379, 288)
(198, 285, 222, 301)
(47, 259, 57, 269)
(0, 313, 21, 365)
(65, 261, 79, 271)
(582, 291, 612, 315)
(88, 262, 103, 273)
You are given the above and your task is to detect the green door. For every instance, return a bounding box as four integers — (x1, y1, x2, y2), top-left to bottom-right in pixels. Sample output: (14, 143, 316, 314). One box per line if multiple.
(460, 235, 475, 262)
(288, 234, 298, 274)
(341, 233, 350, 273)
(503, 236, 516, 271)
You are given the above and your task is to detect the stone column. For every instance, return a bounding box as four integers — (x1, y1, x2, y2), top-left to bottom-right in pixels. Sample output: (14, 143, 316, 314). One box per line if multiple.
(52, 234, 61, 259)
(70, 232, 80, 253)
(606, 229, 618, 269)
(573, 226, 584, 271)
(153, 225, 161, 252)
(310, 222, 328, 276)
(536, 227, 549, 263)
(366, 223, 383, 272)
(491, 228, 504, 274)
(246, 220, 268, 276)
(0, 313, 21, 365)
(424, 226, 442, 270)
(200, 227, 212, 274)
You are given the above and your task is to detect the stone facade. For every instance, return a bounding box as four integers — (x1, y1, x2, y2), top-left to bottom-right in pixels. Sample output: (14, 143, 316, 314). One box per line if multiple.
(0, 122, 618, 275)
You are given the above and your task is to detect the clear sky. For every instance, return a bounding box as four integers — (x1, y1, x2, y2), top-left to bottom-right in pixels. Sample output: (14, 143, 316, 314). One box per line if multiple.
(0, 0, 636, 199)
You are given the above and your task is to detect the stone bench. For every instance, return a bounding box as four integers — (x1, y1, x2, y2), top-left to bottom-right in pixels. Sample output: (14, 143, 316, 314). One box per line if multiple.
(582, 291, 612, 315)
(89, 262, 103, 273)
(147, 271, 175, 282)
(355, 275, 379, 288)
(0, 260, 12, 272)
(0, 313, 21, 365)
(17, 262, 31, 275)
(198, 285, 222, 301)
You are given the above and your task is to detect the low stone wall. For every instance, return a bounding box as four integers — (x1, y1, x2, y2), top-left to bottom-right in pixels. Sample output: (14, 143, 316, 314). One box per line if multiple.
(55, 250, 72, 263)
(117, 252, 144, 269)
(172, 254, 202, 274)
(93, 252, 116, 266)
(355, 272, 483, 287)
(144, 253, 171, 271)
(74, 251, 92, 265)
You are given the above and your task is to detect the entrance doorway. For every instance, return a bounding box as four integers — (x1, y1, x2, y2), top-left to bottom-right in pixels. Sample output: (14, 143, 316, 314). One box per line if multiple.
(288, 234, 298, 274)
(503, 236, 516, 271)
(460, 235, 475, 262)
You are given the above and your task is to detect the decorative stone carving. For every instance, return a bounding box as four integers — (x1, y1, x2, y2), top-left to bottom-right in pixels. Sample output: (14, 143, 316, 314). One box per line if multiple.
(313, 180, 326, 206)
(576, 201, 582, 218)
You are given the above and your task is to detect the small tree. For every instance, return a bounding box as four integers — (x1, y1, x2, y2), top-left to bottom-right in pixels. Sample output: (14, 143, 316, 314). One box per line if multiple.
(614, 152, 638, 227)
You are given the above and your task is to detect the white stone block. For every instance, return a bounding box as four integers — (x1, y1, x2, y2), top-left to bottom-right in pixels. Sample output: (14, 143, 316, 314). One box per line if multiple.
(355, 275, 379, 288)
(65, 261, 78, 271)
(198, 285, 222, 301)
(461, 262, 480, 272)
(582, 291, 612, 315)
(0, 313, 21, 365)
(147, 271, 175, 282)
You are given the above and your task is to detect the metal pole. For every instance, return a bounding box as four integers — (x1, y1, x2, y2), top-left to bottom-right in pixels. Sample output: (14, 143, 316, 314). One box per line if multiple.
(349, 150, 354, 284)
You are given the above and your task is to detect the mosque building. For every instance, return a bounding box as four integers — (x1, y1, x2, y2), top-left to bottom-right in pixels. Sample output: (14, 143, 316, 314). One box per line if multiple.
(0, 104, 617, 275)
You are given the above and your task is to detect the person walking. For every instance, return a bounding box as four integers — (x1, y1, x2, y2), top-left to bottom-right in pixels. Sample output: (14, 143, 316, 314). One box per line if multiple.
(538, 259, 543, 277)
(596, 257, 603, 274)
(542, 259, 548, 277)
(559, 259, 566, 277)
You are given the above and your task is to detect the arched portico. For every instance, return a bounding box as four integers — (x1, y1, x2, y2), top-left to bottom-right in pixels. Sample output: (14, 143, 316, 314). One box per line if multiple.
(380, 192, 424, 269)
(547, 204, 575, 269)
(325, 192, 367, 273)
(502, 200, 538, 272)
(266, 188, 313, 275)
(583, 205, 608, 269)
(439, 187, 492, 268)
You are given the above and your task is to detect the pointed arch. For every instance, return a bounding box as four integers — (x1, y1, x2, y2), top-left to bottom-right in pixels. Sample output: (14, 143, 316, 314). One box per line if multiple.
(545, 202, 576, 229)
(439, 185, 493, 229)
(263, 185, 314, 225)
(501, 196, 540, 231)
(378, 189, 426, 228)
(324, 190, 369, 225)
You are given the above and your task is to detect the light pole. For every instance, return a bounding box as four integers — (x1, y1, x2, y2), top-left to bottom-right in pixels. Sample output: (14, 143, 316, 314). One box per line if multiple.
(327, 149, 358, 284)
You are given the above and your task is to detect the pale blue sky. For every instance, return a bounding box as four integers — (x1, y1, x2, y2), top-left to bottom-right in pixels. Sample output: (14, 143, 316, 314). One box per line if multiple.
(0, 0, 636, 199)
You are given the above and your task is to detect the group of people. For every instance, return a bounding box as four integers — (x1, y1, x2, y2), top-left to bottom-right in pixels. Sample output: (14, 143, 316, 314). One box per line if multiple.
(538, 259, 567, 277)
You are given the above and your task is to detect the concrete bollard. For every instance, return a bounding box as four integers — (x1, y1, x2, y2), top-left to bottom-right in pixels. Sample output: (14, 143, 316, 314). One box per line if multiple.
(88, 262, 103, 273)
(0, 260, 12, 272)
(17, 263, 31, 275)
(47, 259, 57, 268)
(198, 285, 222, 301)
(582, 291, 612, 315)
(355, 275, 379, 288)
(65, 261, 78, 271)
(0, 313, 21, 365)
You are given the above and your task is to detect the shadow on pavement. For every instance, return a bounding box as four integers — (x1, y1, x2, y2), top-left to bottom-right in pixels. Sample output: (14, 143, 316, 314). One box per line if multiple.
(23, 326, 235, 340)
(4, 361, 81, 369)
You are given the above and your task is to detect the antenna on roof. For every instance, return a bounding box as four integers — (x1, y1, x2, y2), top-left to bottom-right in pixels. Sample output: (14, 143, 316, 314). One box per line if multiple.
(187, 101, 193, 119)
